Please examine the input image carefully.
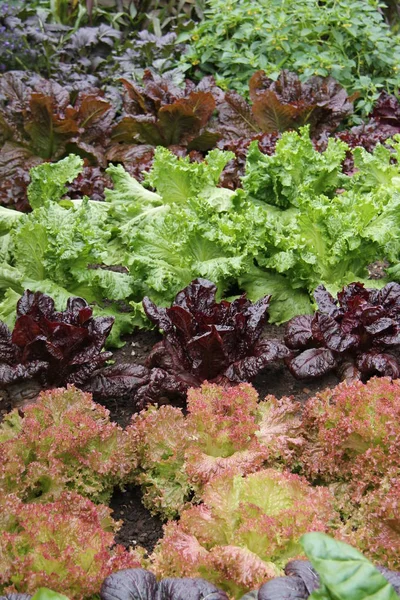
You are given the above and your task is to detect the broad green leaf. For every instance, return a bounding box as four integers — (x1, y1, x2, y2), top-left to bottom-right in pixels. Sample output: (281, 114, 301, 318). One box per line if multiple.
(32, 588, 70, 600)
(301, 533, 400, 600)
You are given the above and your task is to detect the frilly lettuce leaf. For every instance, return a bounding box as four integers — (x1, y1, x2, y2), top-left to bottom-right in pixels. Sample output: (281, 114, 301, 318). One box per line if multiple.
(28, 154, 84, 209)
(144, 147, 234, 204)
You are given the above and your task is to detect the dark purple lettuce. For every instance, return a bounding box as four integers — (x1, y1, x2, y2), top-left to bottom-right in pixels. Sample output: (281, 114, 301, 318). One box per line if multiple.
(91, 279, 289, 408)
(248, 70, 355, 137)
(100, 569, 229, 600)
(0, 290, 114, 392)
(129, 278, 290, 406)
(285, 282, 400, 382)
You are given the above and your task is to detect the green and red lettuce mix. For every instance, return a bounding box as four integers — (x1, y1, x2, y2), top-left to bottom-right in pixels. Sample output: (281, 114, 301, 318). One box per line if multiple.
(0, 385, 136, 504)
(127, 382, 302, 519)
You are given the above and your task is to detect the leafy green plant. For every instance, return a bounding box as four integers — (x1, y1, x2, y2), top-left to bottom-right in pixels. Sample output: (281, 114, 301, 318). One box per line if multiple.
(128, 382, 301, 519)
(151, 469, 337, 598)
(181, 0, 400, 115)
(240, 128, 400, 322)
(301, 533, 400, 600)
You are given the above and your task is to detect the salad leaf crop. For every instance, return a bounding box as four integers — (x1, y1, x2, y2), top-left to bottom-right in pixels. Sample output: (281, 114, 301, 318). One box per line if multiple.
(100, 568, 230, 600)
(240, 128, 400, 320)
(0, 492, 142, 598)
(90, 278, 289, 406)
(248, 70, 354, 137)
(285, 282, 400, 381)
(0, 290, 113, 395)
(139, 279, 288, 402)
(0, 385, 137, 504)
(290, 376, 400, 568)
(151, 469, 337, 598)
(128, 382, 302, 519)
(0, 71, 115, 209)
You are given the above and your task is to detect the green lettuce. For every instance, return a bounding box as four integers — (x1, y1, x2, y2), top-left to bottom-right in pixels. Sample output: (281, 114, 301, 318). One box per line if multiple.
(240, 128, 400, 321)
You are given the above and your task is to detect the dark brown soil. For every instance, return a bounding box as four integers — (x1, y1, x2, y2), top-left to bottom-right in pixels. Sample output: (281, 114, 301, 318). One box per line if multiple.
(110, 484, 164, 553)
(106, 323, 340, 552)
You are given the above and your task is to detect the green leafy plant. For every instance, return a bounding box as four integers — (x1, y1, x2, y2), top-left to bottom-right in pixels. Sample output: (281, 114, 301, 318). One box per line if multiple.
(239, 128, 400, 322)
(151, 468, 338, 598)
(181, 0, 400, 115)
(129, 383, 302, 519)
(301, 533, 400, 600)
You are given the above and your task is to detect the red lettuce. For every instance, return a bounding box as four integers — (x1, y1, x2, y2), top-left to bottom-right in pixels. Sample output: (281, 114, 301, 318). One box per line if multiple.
(0, 290, 114, 397)
(0, 492, 142, 598)
(100, 568, 229, 600)
(248, 70, 355, 137)
(139, 278, 288, 404)
(89, 279, 288, 408)
(109, 71, 221, 160)
(285, 282, 400, 381)
(0, 71, 115, 208)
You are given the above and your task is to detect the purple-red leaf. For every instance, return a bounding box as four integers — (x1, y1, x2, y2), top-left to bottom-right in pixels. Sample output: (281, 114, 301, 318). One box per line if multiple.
(88, 363, 151, 400)
(139, 279, 280, 403)
(356, 352, 400, 379)
(285, 315, 314, 350)
(287, 348, 337, 379)
(0, 290, 115, 391)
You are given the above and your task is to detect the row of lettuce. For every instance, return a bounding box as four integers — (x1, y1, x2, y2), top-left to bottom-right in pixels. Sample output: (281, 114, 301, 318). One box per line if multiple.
(1, 129, 400, 346)
(2, 67, 400, 213)
(1, 377, 399, 598)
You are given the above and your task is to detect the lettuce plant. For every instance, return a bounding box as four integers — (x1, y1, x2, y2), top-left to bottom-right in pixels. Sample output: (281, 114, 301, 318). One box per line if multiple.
(100, 569, 230, 600)
(298, 376, 400, 490)
(91, 277, 289, 404)
(128, 404, 190, 519)
(285, 283, 400, 381)
(0, 71, 115, 210)
(0, 290, 114, 400)
(345, 472, 400, 570)
(248, 70, 354, 136)
(128, 382, 302, 519)
(151, 469, 337, 598)
(0, 492, 142, 599)
(240, 129, 400, 322)
(0, 386, 137, 504)
(109, 71, 220, 156)
(293, 377, 400, 568)
(137, 278, 289, 403)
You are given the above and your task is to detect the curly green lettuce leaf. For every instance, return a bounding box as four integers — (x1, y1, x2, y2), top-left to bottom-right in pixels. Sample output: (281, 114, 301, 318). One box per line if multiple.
(239, 266, 313, 323)
(243, 128, 349, 208)
(28, 154, 84, 209)
(144, 147, 234, 204)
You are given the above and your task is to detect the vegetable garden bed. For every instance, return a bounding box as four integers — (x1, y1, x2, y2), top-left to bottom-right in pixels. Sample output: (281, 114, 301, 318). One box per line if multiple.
(2, 0, 400, 598)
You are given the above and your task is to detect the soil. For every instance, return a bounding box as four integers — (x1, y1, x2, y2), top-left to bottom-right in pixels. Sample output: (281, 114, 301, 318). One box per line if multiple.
(110, 484, 164, 553)
(106, 323, 340, 553)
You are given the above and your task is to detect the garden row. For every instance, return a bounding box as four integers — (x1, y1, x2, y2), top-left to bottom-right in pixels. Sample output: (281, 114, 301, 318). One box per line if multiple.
(1, 376, 400, 598)
(2, 125, 400, 342)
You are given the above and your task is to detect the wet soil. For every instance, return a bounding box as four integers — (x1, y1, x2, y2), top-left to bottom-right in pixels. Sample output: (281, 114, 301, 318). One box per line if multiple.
(107, 324, 340, 552)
